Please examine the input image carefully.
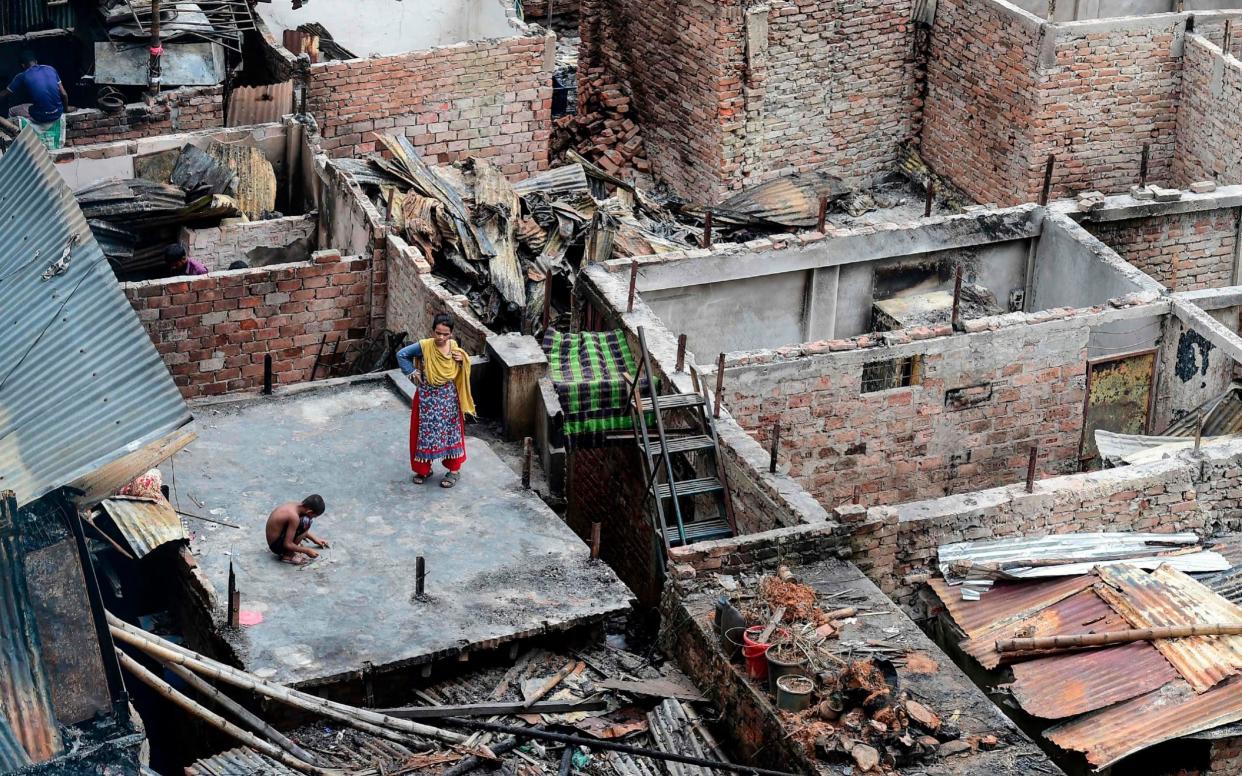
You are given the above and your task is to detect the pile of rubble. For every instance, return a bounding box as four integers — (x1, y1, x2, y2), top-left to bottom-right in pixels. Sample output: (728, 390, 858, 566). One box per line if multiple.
(552, 69, 650, 177)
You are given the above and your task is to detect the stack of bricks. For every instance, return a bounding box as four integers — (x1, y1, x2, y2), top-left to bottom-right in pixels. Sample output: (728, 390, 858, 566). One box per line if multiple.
(1173, 34, 1242, 188)
(1085, 207, 1240, 291)
(122, 250, 371, 399)
(553, 68, 650, 174)
(306, 33, 554, 178)
(66, 86, 224, 147)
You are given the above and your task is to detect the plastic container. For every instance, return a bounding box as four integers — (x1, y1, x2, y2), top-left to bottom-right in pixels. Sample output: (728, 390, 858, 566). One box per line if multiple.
(742, 625, 787, 680)
(766, 647, 810, 694)
(775, 674, 815, 712)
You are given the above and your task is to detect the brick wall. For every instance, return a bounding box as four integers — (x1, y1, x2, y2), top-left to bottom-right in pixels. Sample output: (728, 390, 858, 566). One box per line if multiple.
(122, 251, 371, 399)
(1210, 737, 1242, 776)
(923, 2, 1182, 206)
(845, 437, 1242, 606)
(66, 87, 225, 146)
(720, 310, 1089, 513)
(385, 235, 492, 354)
(1085, 207, 1240, 291)
(1174, 34, 1242, 187)
(181, 214, 318, 272)
(579, 0, 916, 200)
(306, 33, 553, 176)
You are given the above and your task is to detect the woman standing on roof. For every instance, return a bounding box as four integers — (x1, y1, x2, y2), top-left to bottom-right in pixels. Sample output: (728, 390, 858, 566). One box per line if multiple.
(396, 314, 475, 488)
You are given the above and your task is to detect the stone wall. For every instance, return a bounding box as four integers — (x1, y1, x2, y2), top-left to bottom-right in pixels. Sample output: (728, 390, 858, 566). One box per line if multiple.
(720, 309, 1091, 512)
(385, 235, 492, 354)
(66, 87, 224, 146)
(181, 214, 318, 272)
(1174, 33, 1242, 187)
(845, 437, 1242, 606)
(1085, 206, 1240, 290)
(306, 33, 553, 176)
(122, 251, 371, 398)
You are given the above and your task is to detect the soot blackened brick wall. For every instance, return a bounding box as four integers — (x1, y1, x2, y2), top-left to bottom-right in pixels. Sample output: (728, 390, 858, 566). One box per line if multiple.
(923, 1, 1182, 206)
(1175, 34, 1242, 187)
(307, 34, 553, 176)
(66, 87, 224, 146)
(386, 235, 492, 354)
(123, 251, 371, 399)
(1086, 208, 1240, 291)
(721, 314, 1089, 512)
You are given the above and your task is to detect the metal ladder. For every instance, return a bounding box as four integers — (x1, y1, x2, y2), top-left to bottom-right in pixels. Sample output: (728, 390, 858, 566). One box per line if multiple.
(626, 327, 735, 573)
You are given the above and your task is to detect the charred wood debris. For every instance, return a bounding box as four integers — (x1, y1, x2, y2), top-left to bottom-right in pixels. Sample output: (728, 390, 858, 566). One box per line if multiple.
(337, 134, 854, 333)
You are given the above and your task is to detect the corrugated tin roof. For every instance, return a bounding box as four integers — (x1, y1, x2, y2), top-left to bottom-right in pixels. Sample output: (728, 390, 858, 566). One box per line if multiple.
(100, 496, 187, 558)
(185, 746, 297, 775)
(926, 575, 1095, 639)
(0, 129, 192, 509)
(1095, 564, 1242, 693)
(961, 589, 1128, 670)
(0, 504, 62, 765)
(0, 0, 75, 35)
(1163, 384, 1242, 436)
(1010, 641, 1178, 719)
(226, 82, 294, 127)
(0, 715, 30, 772)
(1046, 677, 1242, 769)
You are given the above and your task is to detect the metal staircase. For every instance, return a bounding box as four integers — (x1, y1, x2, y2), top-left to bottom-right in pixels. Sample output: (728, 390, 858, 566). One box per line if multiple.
(626, 327, 735, 573)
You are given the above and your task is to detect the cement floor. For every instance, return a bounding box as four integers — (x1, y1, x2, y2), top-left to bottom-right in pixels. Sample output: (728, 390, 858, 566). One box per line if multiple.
(174, 379, 633, 686)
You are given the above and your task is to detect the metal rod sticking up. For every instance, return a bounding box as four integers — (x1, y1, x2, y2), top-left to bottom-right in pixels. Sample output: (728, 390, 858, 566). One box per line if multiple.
(675, 334, 687, 372)
(590, 522, 601, 560)
(627, 261, 638, 313)
(924, 178, 935, 218)
(415, 556, 426, 599)
(1026, 445, 1039, 493)
(1039, 155, 1056, 206)
(950, 266, 964, 332)
(714, 353, 725, 419)
(817, 196, 828, 232)
(522, 437, 533, 489)
(702, 211, 713, 249)
(1139, 143, 1151, 188)
(263, 354, 273, 395)
(769, 423, 781, 474)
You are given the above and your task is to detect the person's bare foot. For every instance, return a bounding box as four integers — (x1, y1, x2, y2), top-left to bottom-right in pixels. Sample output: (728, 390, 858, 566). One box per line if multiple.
(280, 554, 309, 565)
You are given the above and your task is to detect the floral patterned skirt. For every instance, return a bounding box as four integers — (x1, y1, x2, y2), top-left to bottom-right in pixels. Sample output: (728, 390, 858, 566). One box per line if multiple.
(410, 379, 467, 465)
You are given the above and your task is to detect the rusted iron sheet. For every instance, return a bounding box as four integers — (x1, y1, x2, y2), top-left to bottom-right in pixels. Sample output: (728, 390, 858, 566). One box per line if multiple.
(928, 576, 1095, 639)
(0, 499, 62, 764)
(227, 82, 294, 128)
(1010, 641, 1178, 719)
(0, 715, 30, 772)
(1046, 677, 1242, 768)
(0, 130, 192, 508)
(1096, 564, 1242, 693)
(1163, 385, 1242, 436)
(712, 172, 849, 227)
(938, 531, 1202, 584)
(101, 497, 186, 559)
(962, 589, 1127, 670)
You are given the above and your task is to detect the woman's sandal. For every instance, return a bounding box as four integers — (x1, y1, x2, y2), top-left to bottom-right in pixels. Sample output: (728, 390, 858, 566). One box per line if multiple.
(412, 474, 427, 485)
(440, 471, 460, 488)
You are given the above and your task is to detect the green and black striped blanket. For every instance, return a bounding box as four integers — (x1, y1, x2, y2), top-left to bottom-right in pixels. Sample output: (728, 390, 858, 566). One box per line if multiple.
(541, 329, 654, 447)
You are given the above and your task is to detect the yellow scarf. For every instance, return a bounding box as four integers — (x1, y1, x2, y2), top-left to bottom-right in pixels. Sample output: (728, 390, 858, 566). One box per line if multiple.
(420, 338, 475, 417)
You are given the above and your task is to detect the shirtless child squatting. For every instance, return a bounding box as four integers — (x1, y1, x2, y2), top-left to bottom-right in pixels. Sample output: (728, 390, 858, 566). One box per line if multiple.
(265, 495, 329, 565)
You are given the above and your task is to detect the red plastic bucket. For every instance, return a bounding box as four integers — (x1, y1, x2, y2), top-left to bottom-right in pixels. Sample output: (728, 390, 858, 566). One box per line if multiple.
(742, 625, 787, 680)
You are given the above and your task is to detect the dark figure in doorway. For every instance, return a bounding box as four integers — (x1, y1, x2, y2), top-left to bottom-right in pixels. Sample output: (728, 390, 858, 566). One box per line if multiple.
(265, 495, 329, 565)
(165, 243, 208, 277)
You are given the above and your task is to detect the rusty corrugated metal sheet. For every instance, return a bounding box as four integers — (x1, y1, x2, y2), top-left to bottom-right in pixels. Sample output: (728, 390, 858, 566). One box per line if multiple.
(1096, 564, 1242, 693)
(938, 532, 1203, 584)
(0, 498, 62, 765)
(100, 497, 186, 558)
(1163, 384, 1242, 436)
(712, 172, 849, 227)
(226, 82, 294, 127)
(0, 129, 193, 509)
(927, 575, 1095, 639)
(962, 588, 1128, 669)
(0, 0, 75, 35)
(1046, 677, 1242, 769)
(1010, 641, 1178, 719)
(186, 747, 297, 775)
(0, 715, 30, 772)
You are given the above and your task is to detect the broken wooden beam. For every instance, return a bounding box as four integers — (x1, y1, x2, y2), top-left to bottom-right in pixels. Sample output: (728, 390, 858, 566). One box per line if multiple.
(997, 624, 1242, 653)
(379, 698, 607, 719)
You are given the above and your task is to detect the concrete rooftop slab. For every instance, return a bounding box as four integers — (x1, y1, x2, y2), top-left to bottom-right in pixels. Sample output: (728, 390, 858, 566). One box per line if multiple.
(175, 381, 633, 686)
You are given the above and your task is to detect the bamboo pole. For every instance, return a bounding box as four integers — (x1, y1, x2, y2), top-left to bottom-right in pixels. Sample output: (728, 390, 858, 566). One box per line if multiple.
(996, 624, 1242, 653)
(107, 616, 467, 744)
(164, 661, 320, 764)
(117, 651, 334, 776)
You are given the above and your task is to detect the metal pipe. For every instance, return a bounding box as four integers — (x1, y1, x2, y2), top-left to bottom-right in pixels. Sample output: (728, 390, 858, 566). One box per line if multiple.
(997, 624, 1242, 653)
(148, 0, 163, 99)
(439, 718, 803, 776)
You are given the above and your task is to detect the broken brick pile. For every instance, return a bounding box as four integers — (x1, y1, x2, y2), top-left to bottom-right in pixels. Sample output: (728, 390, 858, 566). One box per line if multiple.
(553, 68, 650, 176)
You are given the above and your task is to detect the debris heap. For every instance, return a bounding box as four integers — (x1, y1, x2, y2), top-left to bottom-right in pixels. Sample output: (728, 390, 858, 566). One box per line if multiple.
(553, 69, 650, 176)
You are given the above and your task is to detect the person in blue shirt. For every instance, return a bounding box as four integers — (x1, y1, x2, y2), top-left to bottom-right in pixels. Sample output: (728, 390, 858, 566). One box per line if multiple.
(0, 52, 68, 149)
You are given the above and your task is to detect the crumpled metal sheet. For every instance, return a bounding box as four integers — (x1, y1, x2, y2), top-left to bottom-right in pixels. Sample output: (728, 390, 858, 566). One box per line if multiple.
(94, 41, 226, 87)
(1095, 564, 1242, 693)
(185, 746, 297, 775)
(0, 129, 192, 508)
(1010, 641, 1178, 719)
(100, 497, 187, 558)
(713, 171, 850, 227)
(1046, 677, 1242, 769)
(960, 588, 1128, 670)
(1163, 384, 1242, 436)
(926, 575, 1095, 639)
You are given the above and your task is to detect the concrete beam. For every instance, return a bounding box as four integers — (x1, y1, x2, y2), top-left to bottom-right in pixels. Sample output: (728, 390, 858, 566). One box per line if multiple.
(1172, 297, 1242, 364)
(486, 333, 549, 443)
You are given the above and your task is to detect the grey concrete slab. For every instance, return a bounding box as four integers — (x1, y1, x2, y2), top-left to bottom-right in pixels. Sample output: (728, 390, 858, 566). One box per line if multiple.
(176, 382, 633, 686)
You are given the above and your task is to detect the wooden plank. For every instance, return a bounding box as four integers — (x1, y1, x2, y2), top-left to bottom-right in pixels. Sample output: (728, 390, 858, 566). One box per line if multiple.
(376, 698, 607, 719)
(597, 678, 706, 703)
